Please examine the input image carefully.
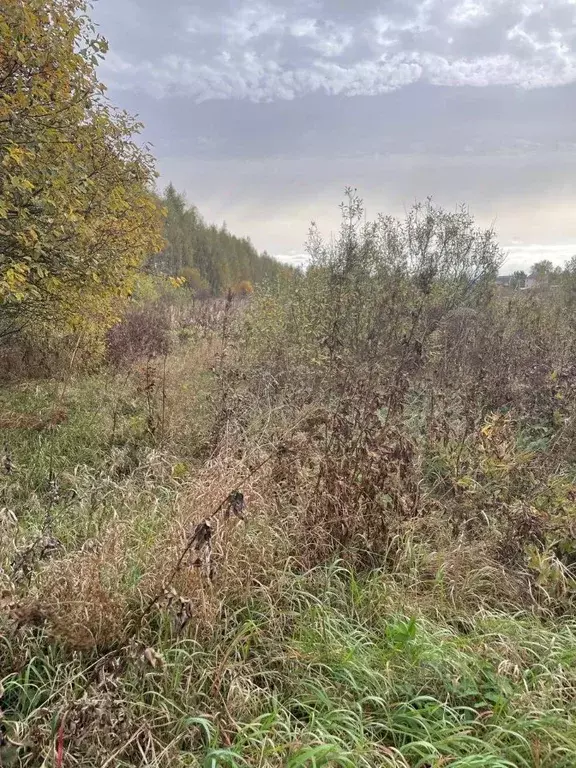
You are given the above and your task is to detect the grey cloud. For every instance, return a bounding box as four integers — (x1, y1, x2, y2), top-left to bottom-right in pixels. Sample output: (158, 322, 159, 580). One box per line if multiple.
(104, 80, 576, 263)
(94, 0, 576, 101)
(113, 84, 576, 162)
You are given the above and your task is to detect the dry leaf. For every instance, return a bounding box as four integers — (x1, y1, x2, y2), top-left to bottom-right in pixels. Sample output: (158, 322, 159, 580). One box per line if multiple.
(143, 647, 165, 668)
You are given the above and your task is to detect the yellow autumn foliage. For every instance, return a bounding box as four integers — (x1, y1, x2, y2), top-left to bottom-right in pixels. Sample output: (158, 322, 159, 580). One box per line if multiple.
(0, 0, 165, 337)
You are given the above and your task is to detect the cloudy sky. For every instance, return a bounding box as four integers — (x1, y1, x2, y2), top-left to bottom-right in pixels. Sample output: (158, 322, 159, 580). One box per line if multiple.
(92, 0, 576, 272)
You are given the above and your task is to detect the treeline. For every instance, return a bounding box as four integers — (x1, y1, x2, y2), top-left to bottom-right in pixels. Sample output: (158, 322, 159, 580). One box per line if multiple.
(151, 185, 291, 296)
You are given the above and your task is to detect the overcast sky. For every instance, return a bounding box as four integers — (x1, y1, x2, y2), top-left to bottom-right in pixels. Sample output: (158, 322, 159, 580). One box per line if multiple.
(92, 0, 576, 272)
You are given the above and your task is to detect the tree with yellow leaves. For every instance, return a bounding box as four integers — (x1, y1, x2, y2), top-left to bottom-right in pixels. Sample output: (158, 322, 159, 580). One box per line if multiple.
(0, 0, 164, 338)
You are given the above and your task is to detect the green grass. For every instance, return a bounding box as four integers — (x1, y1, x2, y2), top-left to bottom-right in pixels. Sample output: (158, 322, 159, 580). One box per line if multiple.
(2, 350, 576, 766)
(2, 564, 576, 766)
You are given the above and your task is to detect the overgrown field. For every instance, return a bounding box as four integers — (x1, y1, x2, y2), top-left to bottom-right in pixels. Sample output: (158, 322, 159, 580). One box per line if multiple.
(2, 198, 576, 766)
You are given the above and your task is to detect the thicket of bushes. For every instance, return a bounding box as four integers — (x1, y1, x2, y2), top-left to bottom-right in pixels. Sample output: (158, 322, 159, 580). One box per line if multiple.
(226, 192, 576, 603)
(2, 193, 576, 765)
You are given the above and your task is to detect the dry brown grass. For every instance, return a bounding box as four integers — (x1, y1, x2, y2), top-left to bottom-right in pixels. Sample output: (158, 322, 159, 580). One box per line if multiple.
(0, 408, 68, 431)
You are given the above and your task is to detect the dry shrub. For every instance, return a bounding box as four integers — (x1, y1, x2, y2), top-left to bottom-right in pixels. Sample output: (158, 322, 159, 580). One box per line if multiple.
(168, 296, 239, 340)
(18, 533, 131, 650)
(12, 451, 274, 651)
(0, 341, 62, 382)
(267, 392, 420, 570)
(0, 330, 102, 382)
(106, 304, 172, 367)
(430, 295, 576, 419)
(269, 403, 542, 607)
(63, 682, 138, 764)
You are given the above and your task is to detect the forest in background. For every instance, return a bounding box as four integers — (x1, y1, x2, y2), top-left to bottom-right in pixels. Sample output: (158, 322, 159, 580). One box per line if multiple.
(154, 184, 291, 298)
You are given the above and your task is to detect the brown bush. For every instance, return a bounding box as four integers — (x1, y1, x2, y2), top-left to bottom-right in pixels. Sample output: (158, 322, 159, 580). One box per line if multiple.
(0, 332, 101, 382)
(106, 304, 172, 367)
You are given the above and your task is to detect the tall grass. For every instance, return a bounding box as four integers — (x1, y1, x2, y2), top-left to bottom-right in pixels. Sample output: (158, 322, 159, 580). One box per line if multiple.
(3, 564, 576, 766)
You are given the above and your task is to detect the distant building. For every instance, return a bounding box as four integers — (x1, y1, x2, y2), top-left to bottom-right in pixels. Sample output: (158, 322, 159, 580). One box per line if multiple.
(495, 274, 540, 290)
